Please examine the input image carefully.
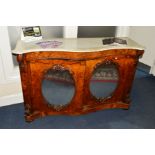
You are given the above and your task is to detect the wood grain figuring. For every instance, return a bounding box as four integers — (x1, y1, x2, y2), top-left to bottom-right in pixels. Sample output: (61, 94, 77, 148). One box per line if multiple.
(16, 49, 144, 122)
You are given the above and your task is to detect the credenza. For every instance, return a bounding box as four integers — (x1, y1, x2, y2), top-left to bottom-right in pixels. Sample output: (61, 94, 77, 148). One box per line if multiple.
(12, 37, 144, 122)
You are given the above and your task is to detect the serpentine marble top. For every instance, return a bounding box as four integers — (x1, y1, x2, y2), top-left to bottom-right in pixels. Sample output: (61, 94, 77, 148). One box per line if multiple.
(12, 37, 144, 54)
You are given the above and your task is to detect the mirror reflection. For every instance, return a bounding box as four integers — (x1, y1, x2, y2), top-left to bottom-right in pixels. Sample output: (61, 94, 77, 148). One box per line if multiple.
(42, 67, 75, 108)
(90, 63, 119, 99)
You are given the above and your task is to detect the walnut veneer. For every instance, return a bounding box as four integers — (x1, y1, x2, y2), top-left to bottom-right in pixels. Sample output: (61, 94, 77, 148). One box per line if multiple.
(16, 48, 144, 122)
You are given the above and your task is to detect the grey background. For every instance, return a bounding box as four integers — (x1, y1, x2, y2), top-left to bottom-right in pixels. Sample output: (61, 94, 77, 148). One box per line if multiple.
(78, 26, 116, 37)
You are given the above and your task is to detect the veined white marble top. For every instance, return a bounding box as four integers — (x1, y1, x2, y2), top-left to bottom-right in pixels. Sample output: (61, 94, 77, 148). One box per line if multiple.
(12, 37, 144, 54)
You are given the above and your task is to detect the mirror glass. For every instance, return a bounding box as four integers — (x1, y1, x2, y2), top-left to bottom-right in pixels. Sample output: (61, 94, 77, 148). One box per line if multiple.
(90, 63, 119, 99)
(42, 67, 75, 109)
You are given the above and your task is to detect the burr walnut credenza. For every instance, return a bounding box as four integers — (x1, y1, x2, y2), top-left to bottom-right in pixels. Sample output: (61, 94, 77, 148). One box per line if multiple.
(12, 37, 144, 122)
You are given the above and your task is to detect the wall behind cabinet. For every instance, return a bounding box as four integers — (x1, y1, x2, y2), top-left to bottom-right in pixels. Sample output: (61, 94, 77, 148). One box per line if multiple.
(78, 26, 116, 38)
(129, 26, 155, 67)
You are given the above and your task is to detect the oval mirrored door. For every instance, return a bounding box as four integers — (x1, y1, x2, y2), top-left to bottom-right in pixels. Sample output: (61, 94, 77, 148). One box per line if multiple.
(90, 62, 119, 99)
(41, 66, 75, 109)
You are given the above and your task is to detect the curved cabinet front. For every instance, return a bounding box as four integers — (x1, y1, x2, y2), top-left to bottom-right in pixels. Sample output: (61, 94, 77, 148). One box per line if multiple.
(17, 49, 144, 122)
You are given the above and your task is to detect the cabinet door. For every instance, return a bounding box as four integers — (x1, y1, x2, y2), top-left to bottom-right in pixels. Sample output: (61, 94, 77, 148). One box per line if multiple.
(28, 59, 85, 115)
(83, 56, 137, 111)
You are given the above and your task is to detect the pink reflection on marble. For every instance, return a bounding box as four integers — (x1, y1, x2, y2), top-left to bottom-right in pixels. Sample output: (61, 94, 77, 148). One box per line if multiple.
(36, 41, 63, 48)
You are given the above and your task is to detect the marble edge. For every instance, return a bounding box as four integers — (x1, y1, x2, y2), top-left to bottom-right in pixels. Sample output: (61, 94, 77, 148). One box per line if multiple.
(12, 47, 144, 54)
